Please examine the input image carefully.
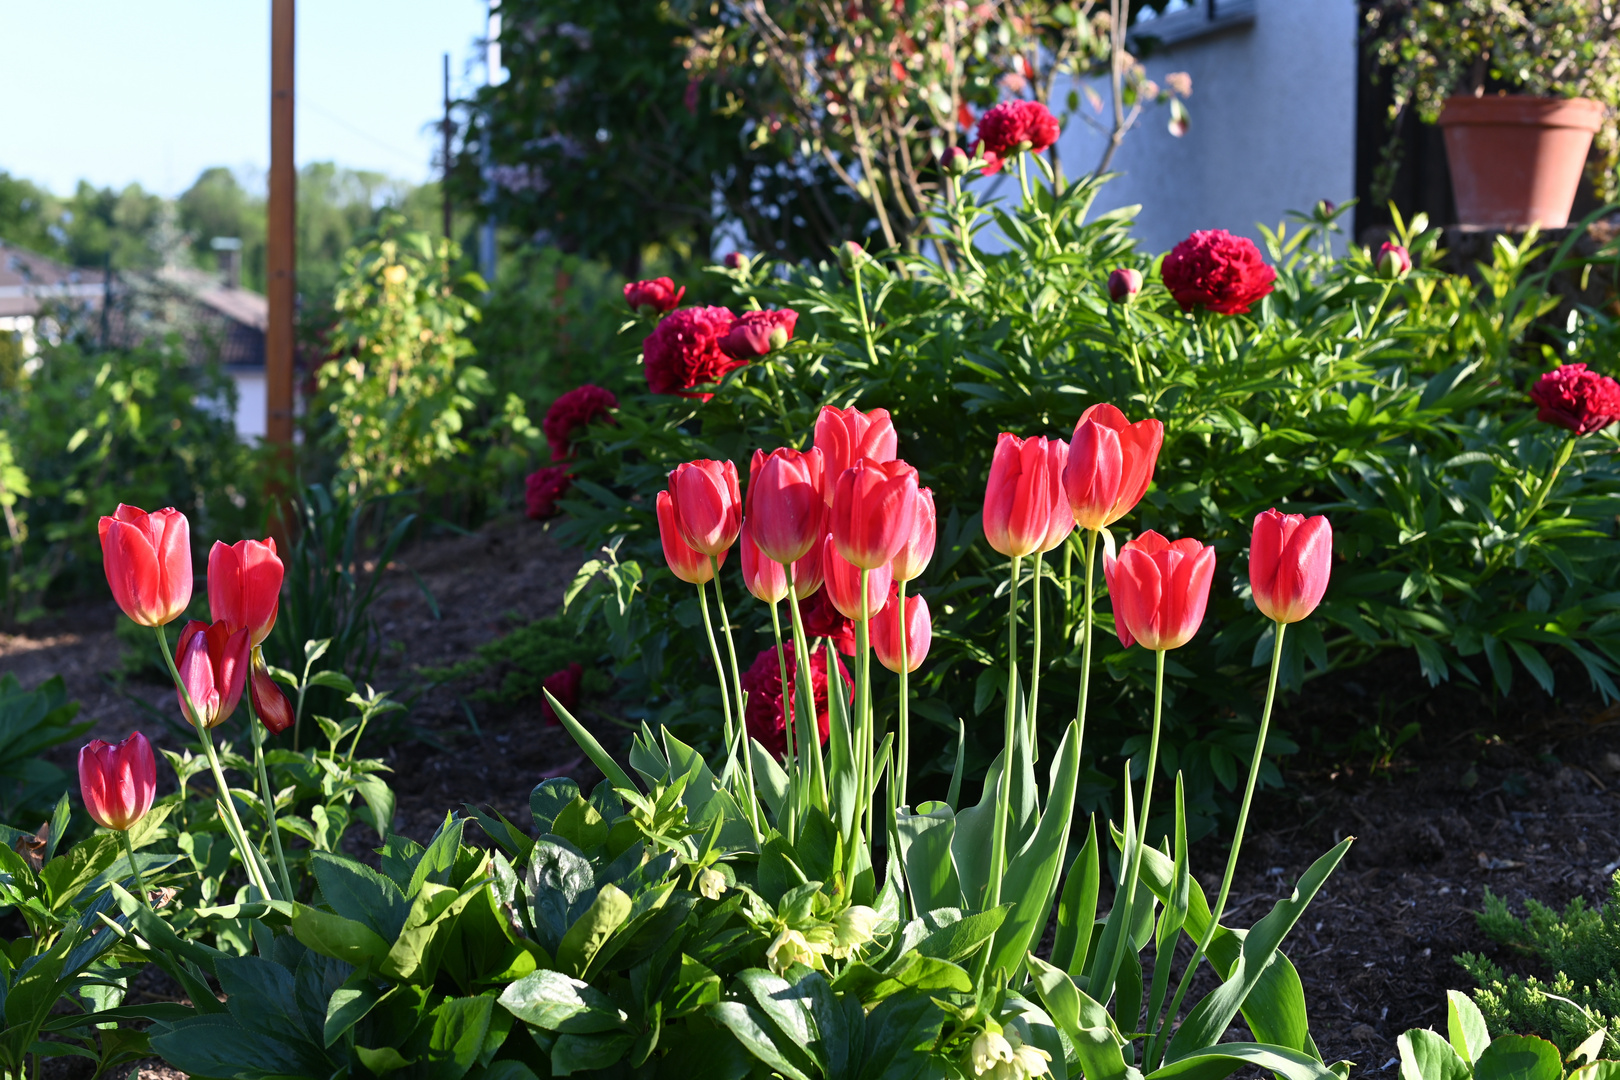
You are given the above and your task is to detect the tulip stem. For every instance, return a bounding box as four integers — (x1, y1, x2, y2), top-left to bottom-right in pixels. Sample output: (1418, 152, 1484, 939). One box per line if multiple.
(784, 583, 829, 810)
(1147, 622, 1286, 1068)
(768, 601, 798, 841)
(857, 569, 875, 846)
(1028, 553, 1044, 756)
(850, 258, 881, 369)
(710, 557, 762, 844)
(247, 690, 295, 899)
(896, 578, 910, 810)
(982, 555, 1021, 915)
(695, 581, 735, 755)
(119, 829, 151, 911)
(155, 628, 274, 901)
(1097, 646, 1167, 1011)
(1074, 529, 1099, 757)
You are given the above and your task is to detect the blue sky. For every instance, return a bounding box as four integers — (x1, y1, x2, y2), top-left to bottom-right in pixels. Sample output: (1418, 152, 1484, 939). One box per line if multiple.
(0, 1, 494, 197)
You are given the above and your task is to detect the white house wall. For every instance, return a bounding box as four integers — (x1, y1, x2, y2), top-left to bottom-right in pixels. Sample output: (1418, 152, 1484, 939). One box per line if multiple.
(1051, 0, 1358, 256)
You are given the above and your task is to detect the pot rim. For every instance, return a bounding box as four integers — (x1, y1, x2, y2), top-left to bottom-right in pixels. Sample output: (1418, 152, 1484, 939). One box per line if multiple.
(1438, 94, 1605, 131)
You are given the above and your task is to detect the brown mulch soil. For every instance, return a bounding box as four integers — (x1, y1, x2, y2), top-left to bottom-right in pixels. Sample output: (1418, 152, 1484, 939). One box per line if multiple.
(7, 513, 1620, 1076)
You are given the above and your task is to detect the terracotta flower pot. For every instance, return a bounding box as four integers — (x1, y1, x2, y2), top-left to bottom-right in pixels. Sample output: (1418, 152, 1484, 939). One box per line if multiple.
(1438, 95, 1603, 229)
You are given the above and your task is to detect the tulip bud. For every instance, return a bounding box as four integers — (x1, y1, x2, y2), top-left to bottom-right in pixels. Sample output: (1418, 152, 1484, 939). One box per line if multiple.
(831, 458, 919, 570)
(741, 527, 791, 604)
(983, 434, 1066, 559)
(940, 146, 970, 175)
(98, 504, 193, 627)
(668, 459, 743, 557)
(823, 535, 892, 621)
(1376, 241, 1412, 280)
(1107, 267, 1143, 303)
(747, 447, 825, 565)
(814, 407, 898, 505)
(208, 538, 283, 647)
(1104, 531, 1216, 651)
(250, 655, 295, 735)
(890, 486, 935, 582)
(656, 491, 721, 585)
(1249, 509, 1332, 624)
(871, 589, 930, 674)
(176, 620, 250, 729)
(78, 732, 157, 832)
(1064, 403, 1164, 532)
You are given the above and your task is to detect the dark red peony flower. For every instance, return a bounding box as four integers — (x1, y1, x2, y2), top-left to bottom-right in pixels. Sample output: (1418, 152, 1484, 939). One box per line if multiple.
(1530, 363, 1620, 436)
(526, 465, 573, 520)
(642, 305, 746, 400)
(542, 384, 618, 461)
(800, 586, 857, 656)
(739, 642, 851, 759)
(720, 308, 799, 360)
(540, 661, 583, 726)
(1161, 229, 1277, 315)
(624, 277, 685, 314)
(973, 99, 1060, 175)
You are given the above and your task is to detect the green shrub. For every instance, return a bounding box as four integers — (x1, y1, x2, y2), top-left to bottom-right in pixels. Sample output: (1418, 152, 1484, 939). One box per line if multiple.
(1459, 877, 1620, 1057)
(421, 612, 611, 709)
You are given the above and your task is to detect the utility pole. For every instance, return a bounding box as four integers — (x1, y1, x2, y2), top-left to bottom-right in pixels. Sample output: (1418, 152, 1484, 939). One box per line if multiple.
(442, 53, 453, 240)
(267, 0, 296, 452)
(478, 0, 500, 284)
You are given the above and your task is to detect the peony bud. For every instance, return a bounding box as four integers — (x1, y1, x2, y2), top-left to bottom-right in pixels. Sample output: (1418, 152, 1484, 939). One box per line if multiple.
(724, 251, 750, 271)
(1376, 241, 1412, 280)
(1107, 267, 1143, 303)
(940, 146, 971, 175)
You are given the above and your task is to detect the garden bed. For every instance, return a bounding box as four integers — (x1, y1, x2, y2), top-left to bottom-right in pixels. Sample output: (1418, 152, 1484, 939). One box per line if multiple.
(7, 513, 1618, 1075)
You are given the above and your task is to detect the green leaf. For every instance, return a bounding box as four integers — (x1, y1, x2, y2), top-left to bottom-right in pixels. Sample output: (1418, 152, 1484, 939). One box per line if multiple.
(1051, 816, 1100, 975)
(710, 1001, 813, 1080)
(325, 978, 391, 1047)
(913, 904, 1011, 963)
(556, 883, 632, 978)
(857, 989, 946, 1080)
(1447, 989, 1492, 1062)
(308, 851, 409, 940)
(530, 779, 581, 834)
(895, 803, 962, 915)
(424, 995, 494, 1080)
(1026, 953, 1128, 1080)
(1399, 1028, 1473, 1080)
(1146, 1043, 1340, 1080)
(357, 1045, 415, 1076)
(1473, 1035, 1563, 1080)
(737, 969, 829, 1077)
(290, 904, 392, 969)
(545, 689, 639, 792)
(497, 970, 626, 1034)
(1166, 838, 1351, 1062)
(551, 1031, 634, 1076)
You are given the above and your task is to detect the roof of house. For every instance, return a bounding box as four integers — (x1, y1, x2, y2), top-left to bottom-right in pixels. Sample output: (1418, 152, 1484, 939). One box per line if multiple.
(0, 243, 107, 318)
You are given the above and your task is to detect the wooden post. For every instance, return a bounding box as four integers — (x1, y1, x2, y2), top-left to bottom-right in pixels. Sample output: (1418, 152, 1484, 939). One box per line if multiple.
(266, 0, 296, 450)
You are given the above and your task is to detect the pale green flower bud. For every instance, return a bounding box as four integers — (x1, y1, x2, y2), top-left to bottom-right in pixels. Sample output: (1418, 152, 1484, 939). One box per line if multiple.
(970, 1030, 1016, 1075)
(696, 867, 727, 900)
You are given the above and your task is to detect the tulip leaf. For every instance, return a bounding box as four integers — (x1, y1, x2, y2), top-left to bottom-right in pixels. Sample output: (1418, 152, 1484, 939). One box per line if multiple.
(748, 738, 790, 820)
(1145, 1043, 1340, 1080)
(986, 719, 1080, 979)
(1027, 954, 1128, 1080)
(895, 802, 962, 915)
(825, 658, 859, 844)
(546, 689, 639, 793)
(1051, 815, 1100, 975)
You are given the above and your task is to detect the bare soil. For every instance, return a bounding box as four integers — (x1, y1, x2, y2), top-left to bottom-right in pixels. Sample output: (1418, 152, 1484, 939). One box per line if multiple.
(7, 514, 1620, 1077)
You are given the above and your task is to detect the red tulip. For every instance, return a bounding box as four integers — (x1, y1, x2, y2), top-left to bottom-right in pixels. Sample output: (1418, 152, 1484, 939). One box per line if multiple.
(540, 662, 584, 727)
(890, 487, 936, 583)
(872, 588, 931, 674)
(668, 460, 742, 557)
(1037, 442, 1076, 553)
(1249, 509, 1332, 624)
(207, 538, 283, 647)
(1064, 404, 1165, 531)
(1104, 531, 1216, 651)
(789, 532, 826, 600)
(250, 657, 295, 735)
(98, 504, 192, 627)
(78, 732, 156, 832)
(831, 458, 919, 570)
(823, 534, 892, 621)
(176, 620, 251, 729)
(656, 491, 722, 585)
(741, 527, 791, 604)
(746, 447, 825, 564)
(983, 434, 1066, 558)
(814, 406, 897, 504)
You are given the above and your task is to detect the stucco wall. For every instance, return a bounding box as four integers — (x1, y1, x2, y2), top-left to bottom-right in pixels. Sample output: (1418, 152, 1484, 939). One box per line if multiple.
(1048, 0, 1358, 255)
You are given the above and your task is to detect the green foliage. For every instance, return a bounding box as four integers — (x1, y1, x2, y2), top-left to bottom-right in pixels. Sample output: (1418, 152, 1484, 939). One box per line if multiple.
(1459, 876, 1620, 1058)
(315, 220, 489, 497)
(0, 674, 92, 827)
(422, 612, 612, 708)
(553, 181, 1620, 822)
(1396, 990, 1619, 1080)
(0, 336, 256, 620)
